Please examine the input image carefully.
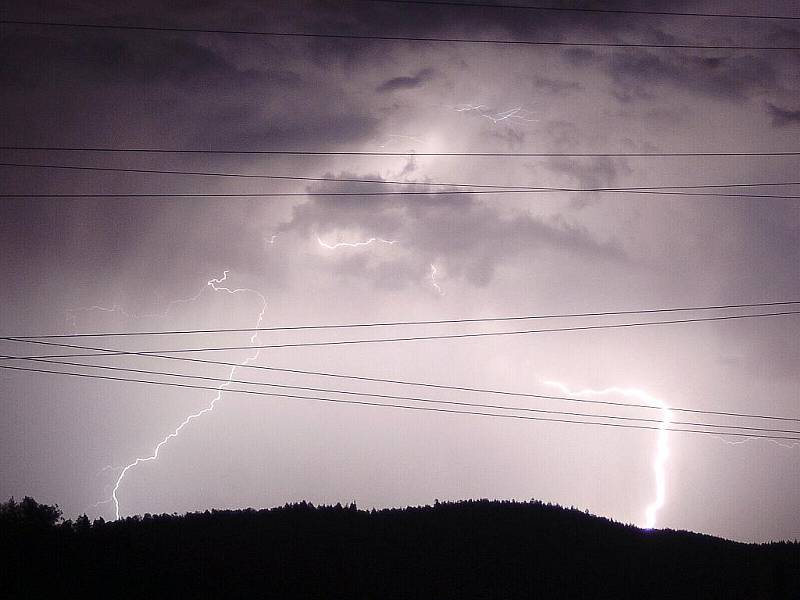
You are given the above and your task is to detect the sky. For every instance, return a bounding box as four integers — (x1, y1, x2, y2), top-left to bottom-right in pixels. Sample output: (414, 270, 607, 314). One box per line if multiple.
(0, 0, 798, 543)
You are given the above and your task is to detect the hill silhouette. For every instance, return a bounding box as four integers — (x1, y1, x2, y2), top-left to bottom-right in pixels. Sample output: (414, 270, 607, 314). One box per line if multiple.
(1, 497, 798, 598)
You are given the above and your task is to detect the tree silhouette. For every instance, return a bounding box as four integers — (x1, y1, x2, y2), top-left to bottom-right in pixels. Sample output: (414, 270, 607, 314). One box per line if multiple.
(1, 497, 797, 599)
(0, 496, 62, 530)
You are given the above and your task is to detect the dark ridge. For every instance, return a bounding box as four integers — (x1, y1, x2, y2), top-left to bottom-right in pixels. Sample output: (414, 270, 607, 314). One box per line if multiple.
(1, 497, 798, 599)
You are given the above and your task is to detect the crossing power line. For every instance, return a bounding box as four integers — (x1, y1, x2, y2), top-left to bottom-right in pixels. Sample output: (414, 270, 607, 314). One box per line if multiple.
(3, 311, 797, 355)
(4, 353, 799, 435)
(3, 19, 800, 51)
(3, 146, 800, 157)
(361, 0, 800, 22)
(3, 163, 800, 200)
(2, 328, 799, 423)
(5, 190, 800, 200)
(2, 161, 800, 192)
(8, 301, 800, 339)
(2, 362, 799, 441)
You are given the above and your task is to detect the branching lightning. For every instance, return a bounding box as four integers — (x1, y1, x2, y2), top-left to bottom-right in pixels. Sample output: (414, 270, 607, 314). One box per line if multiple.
(316, 234, 398, 250)
(452, 103, 538, 124)
(66, 286, 209, 333)
(103, 271, 267, 519)
(711, 433, 800, 450)
(544, 381, 673, 529)
(315, 233, 449, 298)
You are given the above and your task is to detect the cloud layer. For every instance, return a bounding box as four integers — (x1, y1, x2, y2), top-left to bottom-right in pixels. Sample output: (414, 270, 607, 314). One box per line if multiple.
(1, 0, 798, 543)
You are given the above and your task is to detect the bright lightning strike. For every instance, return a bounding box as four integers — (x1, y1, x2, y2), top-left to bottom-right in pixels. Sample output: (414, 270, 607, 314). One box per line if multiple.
(108, 271, 267, 520)
(543, 381, 673, 530)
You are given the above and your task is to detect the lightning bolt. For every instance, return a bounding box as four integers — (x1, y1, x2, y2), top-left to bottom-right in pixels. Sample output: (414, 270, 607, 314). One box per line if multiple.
(315, 234, 448, 298)
(543, 381, 673, 529)
(453, 103, 489, 113)
(430, 263, 445, 296)
(105, 271, 267, 520)
(710, 433, 800, 450)
(376, 134, 427, 149)
(66, 286, 209, 333)
(451, 103, 538, 124)
(766, 438, 800, 449)
(316, 234, 398, 250)
(315, 234, 448, 299)
(482, 107, 538, 124)
(72, 280, 222, 511)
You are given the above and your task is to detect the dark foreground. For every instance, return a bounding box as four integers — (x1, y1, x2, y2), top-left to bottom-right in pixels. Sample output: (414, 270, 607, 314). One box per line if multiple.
(2, 497, 798, 599)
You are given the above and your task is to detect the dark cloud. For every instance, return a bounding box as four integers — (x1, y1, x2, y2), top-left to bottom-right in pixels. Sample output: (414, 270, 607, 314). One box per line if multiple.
(544, 157, 629, 189)
(190, 108, 380, 148)
(542, 157, 632, 209)
(539, 120, 586, 150)
(376, 68, 435, 94)
(0, 31, 276, 89)
(533, 76, 583, 97)
(766, 102, 800, 126)
(484, 127, 527, 150)
(0, 22, 378, 151)
(608, 51, 777, 102)
(1, 0, 799, 543)
(562, 48, 597, 66)
(278, 175, 627, 287)
(766, 25, 800, 47)
(0, 197, 284, 315)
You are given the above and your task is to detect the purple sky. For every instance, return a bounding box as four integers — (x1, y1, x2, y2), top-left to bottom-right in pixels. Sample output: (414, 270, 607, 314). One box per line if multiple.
(1, 0, 798, 542)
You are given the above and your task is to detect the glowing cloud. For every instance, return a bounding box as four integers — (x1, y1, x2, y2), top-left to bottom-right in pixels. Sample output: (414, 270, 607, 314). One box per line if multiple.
(376, 134, 427, 149)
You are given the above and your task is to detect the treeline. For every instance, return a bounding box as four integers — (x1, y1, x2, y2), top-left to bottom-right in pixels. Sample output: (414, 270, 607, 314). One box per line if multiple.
(1, 497, 798, 598)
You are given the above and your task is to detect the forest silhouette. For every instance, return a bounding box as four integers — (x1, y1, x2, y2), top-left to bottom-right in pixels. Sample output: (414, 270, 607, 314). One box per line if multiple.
(2, 496, 798, 598)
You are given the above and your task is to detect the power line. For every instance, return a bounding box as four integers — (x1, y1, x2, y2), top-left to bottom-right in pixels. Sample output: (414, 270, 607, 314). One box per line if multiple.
(2, 20, 799, 51)
(3, 311, 797, 355)
(7, 354, 798, 434)
(4, 336, 798, 423)
(2, 161, 800, 192)
(3, 146, 800, 158)
(3, 163, 800, 200)
(5, 190, 800, 200)
(3, 362, 798, 441)
(9, 301, 800, 339)
(361, 0, 800, 21)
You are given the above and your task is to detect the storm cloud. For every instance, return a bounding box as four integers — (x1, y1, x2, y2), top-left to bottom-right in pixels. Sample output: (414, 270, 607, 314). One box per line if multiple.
(1, 0, 798, 544)
(278, 177, 627, 287)
(766, 102, 800, 126)
(376, 68, 435, 93)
